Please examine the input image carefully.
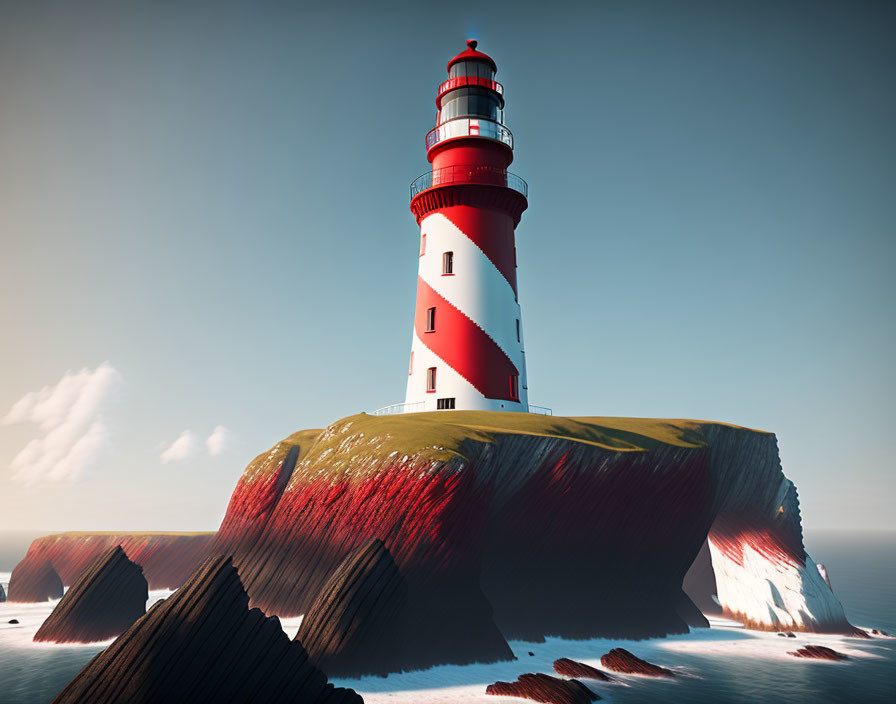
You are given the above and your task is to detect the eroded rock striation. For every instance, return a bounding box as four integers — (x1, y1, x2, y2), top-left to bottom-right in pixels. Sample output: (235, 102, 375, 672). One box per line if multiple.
(788, 645, 850, 661)
(52, 555, 360, 704)
(599, 648, 675, 677)
(34, 546, 147, 643)
(486, 673, 598, 703)
(296, 538, 410, 677)
(10, 532, 213, 592)
(553, 658, 614, 682)
(7, 558, 63, 602)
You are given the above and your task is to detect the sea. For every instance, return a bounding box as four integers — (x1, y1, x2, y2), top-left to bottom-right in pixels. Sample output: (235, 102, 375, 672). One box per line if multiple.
(1, 530, 894, 704)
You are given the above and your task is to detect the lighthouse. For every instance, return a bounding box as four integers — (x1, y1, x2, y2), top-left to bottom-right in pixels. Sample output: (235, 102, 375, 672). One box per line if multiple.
(403, 40, 530, 413)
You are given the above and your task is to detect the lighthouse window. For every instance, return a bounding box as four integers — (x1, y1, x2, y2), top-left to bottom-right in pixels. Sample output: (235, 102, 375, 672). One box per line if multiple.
(408, 351, 413, 376)
(509, 374, 519, 401)
(420, 233, 426, 256)
(442, 251, 454, 274)
(516, 319, 520, 342)
(426, 367, 437, 392)
(426, 306, 436, 332)
(437, 397, 456, 410)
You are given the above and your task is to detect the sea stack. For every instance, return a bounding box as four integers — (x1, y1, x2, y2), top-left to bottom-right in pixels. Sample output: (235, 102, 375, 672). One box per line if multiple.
(7, 558, 63, 602)
(34, 546, 147, 643)
(52, 555, 360, 704)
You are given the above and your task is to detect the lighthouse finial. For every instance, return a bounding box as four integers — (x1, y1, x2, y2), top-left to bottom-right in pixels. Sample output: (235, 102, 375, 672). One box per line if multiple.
(467, 39, 478, 50)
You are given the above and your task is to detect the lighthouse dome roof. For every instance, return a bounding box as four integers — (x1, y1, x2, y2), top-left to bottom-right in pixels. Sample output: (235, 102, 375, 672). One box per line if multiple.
(447, 39, 498, 73)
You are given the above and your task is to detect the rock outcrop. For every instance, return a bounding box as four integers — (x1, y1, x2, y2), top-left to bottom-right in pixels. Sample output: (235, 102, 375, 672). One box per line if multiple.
(295, 538, 412, 677)
(486, 674, 598, 703)
(788, 645, 850, 661)
(7, 558, 63, 602)
(34, 546, 147, 643)
(10, 532, 213, 592)
(52, 555, 361, 704)
(0, 582, 5, 602)
(206, 411, 854, 673)
(553, 658, 614, 682)
(599, 648, 675, 677)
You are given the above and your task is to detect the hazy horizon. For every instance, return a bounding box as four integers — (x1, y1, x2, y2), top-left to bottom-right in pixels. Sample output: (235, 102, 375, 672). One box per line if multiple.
(1, 0, 894, 532)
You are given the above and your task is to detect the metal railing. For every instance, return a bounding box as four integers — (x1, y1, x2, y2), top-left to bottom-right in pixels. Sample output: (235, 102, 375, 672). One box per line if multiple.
(528, 405, 553, 416)
(426, 117, 513, 152)
(372, 402, 425, 416)
(436, 76, 504, 107)
(410, 165, 528, 199)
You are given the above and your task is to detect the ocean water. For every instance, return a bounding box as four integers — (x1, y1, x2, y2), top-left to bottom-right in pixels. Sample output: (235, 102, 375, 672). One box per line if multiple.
(1, 531, 894, 703)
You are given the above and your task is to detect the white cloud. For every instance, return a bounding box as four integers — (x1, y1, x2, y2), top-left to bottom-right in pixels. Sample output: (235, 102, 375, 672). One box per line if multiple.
(206, 425, 230, 456)
(160, 431, 199, 463)
(2, 362, 122, 485)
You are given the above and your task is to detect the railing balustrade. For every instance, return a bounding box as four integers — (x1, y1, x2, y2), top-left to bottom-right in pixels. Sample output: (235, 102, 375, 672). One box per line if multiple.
(410, 164, 528, 199)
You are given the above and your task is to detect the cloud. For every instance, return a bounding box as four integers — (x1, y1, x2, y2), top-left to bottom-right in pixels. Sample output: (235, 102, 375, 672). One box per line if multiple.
(206, 425, 231, 456)
(160, 431, 199, 463)
(2, 362, 122, 485)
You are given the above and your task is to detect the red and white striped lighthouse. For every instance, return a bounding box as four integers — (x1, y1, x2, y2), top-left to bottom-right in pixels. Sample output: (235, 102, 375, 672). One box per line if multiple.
(405, 40, 529, 413)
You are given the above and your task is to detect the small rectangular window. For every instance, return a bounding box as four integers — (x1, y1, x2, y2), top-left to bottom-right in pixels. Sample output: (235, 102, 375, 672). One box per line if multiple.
(516, 319, 520, 343)
(437, 397, 456, 410)
(408, 351, 413, 376)
(426, 367, 437, 392)
(426, 306, 436, 332)
(442, 251, 454, 274)
(420, 233, 426, 256)
(509, 374, 519, 401)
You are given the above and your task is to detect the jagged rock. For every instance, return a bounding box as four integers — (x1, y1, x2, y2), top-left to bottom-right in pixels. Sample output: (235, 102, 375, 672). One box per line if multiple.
(599, 648, 675, 677)
(7, 558, 63, 602)
(52, 556, 361, 704)
(486, 673, 598, 703)
(34, 546, 147, 643)
(872, 629, 889, 636)
(0, 582, 6, 602)
(788, 645, 849, 661)
(296, 538, 408, 677)
(9, 619, 19, 624)
(785, 632, 796, 638)
(553, 658, 614, 682)
(12, 532, 214, 592)
(777, 632, 786, 637)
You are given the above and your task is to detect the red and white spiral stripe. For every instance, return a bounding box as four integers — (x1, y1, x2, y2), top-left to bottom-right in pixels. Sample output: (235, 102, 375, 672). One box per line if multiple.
(405, 205, 528, 412)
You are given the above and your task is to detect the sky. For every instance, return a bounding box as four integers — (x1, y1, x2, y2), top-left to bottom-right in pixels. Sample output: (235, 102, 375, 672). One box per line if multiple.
(0, 0, 893, 533)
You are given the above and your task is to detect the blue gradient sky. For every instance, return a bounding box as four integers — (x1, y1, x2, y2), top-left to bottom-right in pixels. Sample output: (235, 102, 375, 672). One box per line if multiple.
(1, 0, 893, 531)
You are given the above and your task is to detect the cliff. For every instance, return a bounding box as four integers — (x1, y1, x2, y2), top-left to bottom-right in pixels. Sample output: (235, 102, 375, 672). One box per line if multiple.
(7, 558, 63, 602)
(34, 546, 147, 643)
(212, 411, 852, 671)
(52, 555, 361, 704)
(9, 532, 213, 593)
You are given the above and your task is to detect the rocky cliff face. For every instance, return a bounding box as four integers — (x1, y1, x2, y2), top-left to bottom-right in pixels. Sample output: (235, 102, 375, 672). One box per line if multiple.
(52, 555, 361, 704)
(212, 411, 852, 671)
(7, 558, 63, 602)
(34, 546, 147, 643)
(9, 532, 213, 593)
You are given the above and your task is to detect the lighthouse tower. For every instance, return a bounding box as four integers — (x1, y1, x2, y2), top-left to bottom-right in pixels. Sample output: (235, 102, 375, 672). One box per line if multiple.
(405, 40, 529, 413)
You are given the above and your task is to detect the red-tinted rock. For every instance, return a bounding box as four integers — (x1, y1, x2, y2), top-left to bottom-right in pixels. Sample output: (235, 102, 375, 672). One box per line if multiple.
(7, 558, 62, 602)
(788, 645, 850, 661)
(52, 555, 360, 704)
(553, 658, 614, 681)
(599, 648, 675, 677)
(486, 673, 598, 703)
(296, 538, 410, 677)
(11, 532, 213, 592)
(34, 546, 147, 643)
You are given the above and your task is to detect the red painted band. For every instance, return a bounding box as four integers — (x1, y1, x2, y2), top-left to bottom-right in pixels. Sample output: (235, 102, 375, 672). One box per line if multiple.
(414, 277, 519, 401)
(438, 205, 518, 294)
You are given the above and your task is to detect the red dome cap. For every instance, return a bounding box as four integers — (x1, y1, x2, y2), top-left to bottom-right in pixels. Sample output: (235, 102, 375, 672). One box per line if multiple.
(447, 39, 497, 74)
